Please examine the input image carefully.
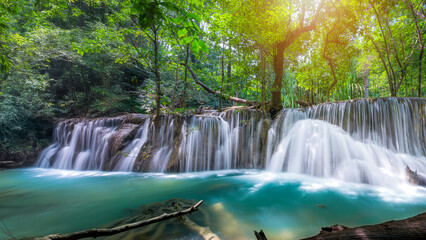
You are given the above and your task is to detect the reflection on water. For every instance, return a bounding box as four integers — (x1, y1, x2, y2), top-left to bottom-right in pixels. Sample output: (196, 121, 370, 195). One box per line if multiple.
(1, 168, 426, 239)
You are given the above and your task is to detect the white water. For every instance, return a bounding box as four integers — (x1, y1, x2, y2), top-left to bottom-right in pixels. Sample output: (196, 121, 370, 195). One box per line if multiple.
(36, 98, 426, 186)
(37, 118, 120, 170)
(113, 119, 150, 171)
(266, 118, 425, 187)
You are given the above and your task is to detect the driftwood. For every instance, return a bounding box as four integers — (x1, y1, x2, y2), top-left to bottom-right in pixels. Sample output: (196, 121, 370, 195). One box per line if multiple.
(180, 63, 257, 105)
(302, 211, 426, 240)
(180, 212, 220, 240)
(33, 200, 204, 240)
(170, 198, 220, 240)
(254, 229, 268, 240)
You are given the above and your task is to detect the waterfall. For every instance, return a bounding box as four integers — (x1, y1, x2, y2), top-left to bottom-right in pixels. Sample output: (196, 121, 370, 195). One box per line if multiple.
(36, 98, 426, 186)
(175, 110, 265, 171)
(36, 118, 121, 170)
(266, 98, 426, 186)
(113, 119, 150, 171)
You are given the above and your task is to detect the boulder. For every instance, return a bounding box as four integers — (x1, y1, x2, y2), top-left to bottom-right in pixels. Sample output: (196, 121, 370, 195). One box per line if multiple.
(110, 123, 141, 155)
(406, 166, 426, 186)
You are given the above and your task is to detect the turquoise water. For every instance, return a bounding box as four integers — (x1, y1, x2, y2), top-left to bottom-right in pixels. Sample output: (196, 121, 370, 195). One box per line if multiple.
(1, 168, 426, 240)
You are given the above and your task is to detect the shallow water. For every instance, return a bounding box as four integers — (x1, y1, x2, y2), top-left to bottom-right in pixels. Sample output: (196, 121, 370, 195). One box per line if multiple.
(1, 168, 426, 239)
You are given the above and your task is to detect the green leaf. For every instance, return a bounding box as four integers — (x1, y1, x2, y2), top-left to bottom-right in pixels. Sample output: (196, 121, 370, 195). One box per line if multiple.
(180, 36, 193, 45)
(171, 17, 184, 24)
(192, 39, 200, 56)
(186, 12, 201, 22)
(178, 28, 188, 38)
(159, 2, 179, 12)
(198, 40, 208, 54)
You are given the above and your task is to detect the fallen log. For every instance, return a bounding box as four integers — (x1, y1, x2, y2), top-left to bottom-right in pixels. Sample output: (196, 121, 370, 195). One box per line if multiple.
(181, 63, 257, 105)
(171, 199, 221, 240)
(180, 211, 220, 240)
(302, 211, 426, 240)
(33, 200, 204, 240)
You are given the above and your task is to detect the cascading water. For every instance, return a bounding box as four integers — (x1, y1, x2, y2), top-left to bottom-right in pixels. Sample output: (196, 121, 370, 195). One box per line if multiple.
(266, 98, 425, 186)
(113, 119, 150, 171)
(176, 110, 265, 171)
(35, 98, 426, 186)
(36, 118, 121, 170)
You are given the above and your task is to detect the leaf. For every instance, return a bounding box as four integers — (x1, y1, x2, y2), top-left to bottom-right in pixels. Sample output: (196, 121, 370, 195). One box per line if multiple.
(198, 40, 208, 54)
(192, 39, 200, 56)
(159, 2, 179, 12)
(186, 12, 201, 22)
(178, 28, 188, 38)
(171, 17, 184, 24)
(180, 36, 193, 45)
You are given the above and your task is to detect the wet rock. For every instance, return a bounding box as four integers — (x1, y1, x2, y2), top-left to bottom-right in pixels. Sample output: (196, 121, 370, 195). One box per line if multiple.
(0, 161, 22, 168)
(320, 224, 348, 234)
(110, 123, 141, 155)
(123, 114, 148, 125)
(406, 166, 426, 186)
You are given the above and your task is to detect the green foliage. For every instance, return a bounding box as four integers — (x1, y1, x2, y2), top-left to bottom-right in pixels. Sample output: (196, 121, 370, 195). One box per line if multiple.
(88, 85, 138, 115)
(0, 0, 425, 158)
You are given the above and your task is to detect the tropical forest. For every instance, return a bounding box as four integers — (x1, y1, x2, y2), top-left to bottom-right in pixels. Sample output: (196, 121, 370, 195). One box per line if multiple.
(0, 0, 425, 239)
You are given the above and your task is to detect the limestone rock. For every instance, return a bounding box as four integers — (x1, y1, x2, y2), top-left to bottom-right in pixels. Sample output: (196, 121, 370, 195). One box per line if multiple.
(406, 166, 426, 186)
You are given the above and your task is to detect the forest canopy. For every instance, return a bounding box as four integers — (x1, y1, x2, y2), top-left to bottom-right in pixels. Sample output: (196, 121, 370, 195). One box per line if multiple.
(0, 0, 425, 156)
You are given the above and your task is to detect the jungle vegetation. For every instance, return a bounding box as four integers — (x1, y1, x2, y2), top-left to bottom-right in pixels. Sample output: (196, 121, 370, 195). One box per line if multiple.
(0, 0, 425, 156)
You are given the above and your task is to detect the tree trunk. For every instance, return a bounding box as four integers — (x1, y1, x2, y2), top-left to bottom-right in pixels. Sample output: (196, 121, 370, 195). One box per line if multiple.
(181, 45, 189, 108)
(219, 42, 224, 112)
(418, 48, 423, 97)
(364, 57, 370, 98)
(368, 0, 397, 96)
(325, 61, 338, 102)
(260, 46, 266, 112)
(101, 58, 108, 89)
(323, 17, 341, 102)
(269, 0, 325, 115)
(69, 63, 75, 101)
(153, 27, 161, 116)
(405, 0, 424, 97)
(171, 62, 179, 109)
(271, 44, 285, 116)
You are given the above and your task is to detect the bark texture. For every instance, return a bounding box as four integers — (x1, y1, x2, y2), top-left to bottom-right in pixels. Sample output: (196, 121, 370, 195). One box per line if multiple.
(302, 211, 426, 240)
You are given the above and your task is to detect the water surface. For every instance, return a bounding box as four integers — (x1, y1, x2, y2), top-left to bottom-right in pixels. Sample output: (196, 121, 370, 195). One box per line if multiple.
(1, 168, 426, 239)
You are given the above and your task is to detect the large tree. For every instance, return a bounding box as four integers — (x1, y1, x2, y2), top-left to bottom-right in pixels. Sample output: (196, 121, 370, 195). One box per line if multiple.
(221, 0, 327, 115)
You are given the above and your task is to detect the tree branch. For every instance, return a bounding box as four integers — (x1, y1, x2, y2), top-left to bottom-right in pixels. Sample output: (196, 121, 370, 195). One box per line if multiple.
(181, 63, 256, 105)
(279, 0, 326, 51)
(34, 200, 204, 240)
